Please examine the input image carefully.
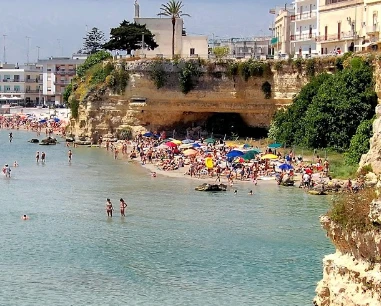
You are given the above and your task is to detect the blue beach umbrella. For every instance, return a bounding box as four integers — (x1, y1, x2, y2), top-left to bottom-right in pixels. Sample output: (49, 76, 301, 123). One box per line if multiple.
(192, 143, 201, 148)
(143, 132, 154, 137)
(39, 119, 47, 123)
(226, 150, 244, 158)
(279, 163, 293, 171)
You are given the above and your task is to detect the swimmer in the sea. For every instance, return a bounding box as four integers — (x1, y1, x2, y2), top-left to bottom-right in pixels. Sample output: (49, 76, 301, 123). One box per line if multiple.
(248, 190, 253, 195)
(21, 215, 29, 220)
(120, 198, 127, 217)
(106, 198, 113, 217)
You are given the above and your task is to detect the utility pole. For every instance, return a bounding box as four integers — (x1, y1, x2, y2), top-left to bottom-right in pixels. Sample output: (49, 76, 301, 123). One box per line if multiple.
(36, 46, 40, 61)
(26, 36, 31, 64)
(141, 32, 145, 57)
(3, 34, 7, 63)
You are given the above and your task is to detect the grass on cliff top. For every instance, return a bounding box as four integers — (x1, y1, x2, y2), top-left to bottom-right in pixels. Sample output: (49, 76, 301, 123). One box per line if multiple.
(328, 187, 378, 233)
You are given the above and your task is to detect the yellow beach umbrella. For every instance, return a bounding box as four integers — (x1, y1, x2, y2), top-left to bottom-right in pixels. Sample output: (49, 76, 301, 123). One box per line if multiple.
(260, 154, 278, 160)
(171, 139, 182, 145)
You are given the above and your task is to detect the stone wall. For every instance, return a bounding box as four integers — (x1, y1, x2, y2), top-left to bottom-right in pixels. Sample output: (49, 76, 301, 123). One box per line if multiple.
(70, 59, 308, 139)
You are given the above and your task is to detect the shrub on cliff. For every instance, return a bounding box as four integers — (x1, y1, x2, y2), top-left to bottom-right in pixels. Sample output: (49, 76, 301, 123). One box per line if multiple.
(63, 83, 73, 103)
(76, 51, 112, 78)
(149, 60, 168, 89)
(179, 61, 201, 94)
(270, 57, 377, 150)
(344, 118, 374, 165)
(69, 98, 80, 119)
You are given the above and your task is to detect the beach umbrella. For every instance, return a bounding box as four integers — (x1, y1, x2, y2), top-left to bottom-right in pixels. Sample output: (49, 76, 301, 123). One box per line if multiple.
(165, 141, 177, 148)
(183, 149, 198, 156)
(192, 143, 201, 148)
(305, 168, 313, 174)
(242, 150, 260, 161)
(240, 144, 251, 149)
(182, 139, 194, 144)
(226, 150, 244, 158)
(171, 139, 182, 145)
(39, 119, 47, 123)
(205, 138, 215, 144)
(268, 143, 282, 149)
(260, 154, 278, 160)
(279, 163, 294, 171)
(234, 157, 245, 163)
(143, 132, 154, 137)
(179, 143, 193, 149)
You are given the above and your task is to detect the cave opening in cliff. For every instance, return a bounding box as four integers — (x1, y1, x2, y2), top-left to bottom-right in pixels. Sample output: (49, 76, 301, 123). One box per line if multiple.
(204, 113, 268, 139)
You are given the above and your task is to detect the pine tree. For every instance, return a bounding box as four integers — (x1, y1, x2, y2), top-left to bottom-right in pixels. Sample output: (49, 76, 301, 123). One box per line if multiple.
(83, 27, 105, 54)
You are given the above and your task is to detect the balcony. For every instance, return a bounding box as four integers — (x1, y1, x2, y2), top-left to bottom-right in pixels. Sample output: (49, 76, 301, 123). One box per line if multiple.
(0, 90, 22, 93)
(367, 25, 380, 35)
(2, 79, 24, 83)
(25, 89, 41, 93)
(54, 70, 76, 75)
(294, 11, 317, 21)
(316, 31, 356, 42)
(25, 79, 40, 83)
(290, 33, 317, 42)
(54, 80, 71, 85)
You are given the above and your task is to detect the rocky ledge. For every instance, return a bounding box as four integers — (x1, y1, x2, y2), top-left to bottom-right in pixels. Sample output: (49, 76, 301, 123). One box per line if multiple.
(314, 200, 381, 306)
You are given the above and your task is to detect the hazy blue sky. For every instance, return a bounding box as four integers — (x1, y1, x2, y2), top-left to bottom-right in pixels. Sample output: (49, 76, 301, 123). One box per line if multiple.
(1, 0, 285, 64)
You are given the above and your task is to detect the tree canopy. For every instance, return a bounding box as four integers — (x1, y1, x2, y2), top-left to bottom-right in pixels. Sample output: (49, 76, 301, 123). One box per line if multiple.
(269, 56, 377, 151)
(83, 27, 105, 54)
(103, 21, 158, 54)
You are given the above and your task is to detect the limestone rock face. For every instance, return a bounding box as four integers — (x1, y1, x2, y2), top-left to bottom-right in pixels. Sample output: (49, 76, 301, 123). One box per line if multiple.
(359, 115, 381, 174)
(70, 60, 309, 139)
(314, 215, 381, 305)
(369, 199, 381, 225)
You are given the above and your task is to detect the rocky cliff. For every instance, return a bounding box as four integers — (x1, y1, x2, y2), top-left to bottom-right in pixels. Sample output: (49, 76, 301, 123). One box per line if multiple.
(68, 58, 323, 139)
(314, 211, 381, 306)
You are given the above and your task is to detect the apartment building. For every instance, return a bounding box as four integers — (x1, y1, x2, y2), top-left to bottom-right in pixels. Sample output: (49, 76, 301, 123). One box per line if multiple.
(291, 0, 320, 57)
(364, 0, 381, 49)
(317, 0, 364, 54)
(38, 56, 85, 105)
(271, 7, 295, 56)
(0, 63, 43, 106)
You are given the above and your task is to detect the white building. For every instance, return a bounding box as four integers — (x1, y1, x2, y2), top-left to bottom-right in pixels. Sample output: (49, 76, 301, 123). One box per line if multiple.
(291, 0, 319, 57)
(0, 63, 43, 106)
(133, 1, 208, 59)
(270, 6, 295, 56)
(38, 56, 86, 105)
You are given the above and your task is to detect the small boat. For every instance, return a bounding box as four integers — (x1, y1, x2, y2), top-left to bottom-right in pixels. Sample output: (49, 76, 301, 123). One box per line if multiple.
(280, 180, 295, 187)
(195, 183, 227, 192)
(28, 139, 39, 143)
(39, 137, 57, 145)
(65, 137, 75, 142)
(74, 141, 91, 146)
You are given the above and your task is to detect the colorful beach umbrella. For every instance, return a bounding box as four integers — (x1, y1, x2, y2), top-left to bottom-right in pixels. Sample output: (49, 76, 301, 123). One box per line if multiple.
(279, 163, 293, 171)
(192, 143, 201, 148)
(179, 143, 193, 149)
(260, 154, 278, 160)
(171, 139, 182, 145)
(268, 143, 282, 149)
(182, 139, 194, 144)
(205, 138, 215, 144)
(165, 142, 177, 148)
(242, 150, 260, 161)
(183, 149, 198, 156)
(226, 150, 244, 158)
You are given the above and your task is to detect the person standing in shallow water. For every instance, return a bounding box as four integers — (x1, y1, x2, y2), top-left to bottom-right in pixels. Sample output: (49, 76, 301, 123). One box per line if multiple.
(68, 150, 72, 162)
(106, 198, 113, 217)
(120, 198, 127, 216)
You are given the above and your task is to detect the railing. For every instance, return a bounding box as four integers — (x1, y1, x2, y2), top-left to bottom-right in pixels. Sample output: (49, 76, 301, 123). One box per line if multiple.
(2, 79, 24, 82)
(54, 81, 71, 85)
(25, 79, 40, 83)
(294, 11, 317, 21)
(55, 70, 76, 75)
(25, 89, 41, 93)
(290, 33, 317, 41)
(0, 90, 22, 93)
(316, 31, 355, 42)
(366, 25, 380, 33)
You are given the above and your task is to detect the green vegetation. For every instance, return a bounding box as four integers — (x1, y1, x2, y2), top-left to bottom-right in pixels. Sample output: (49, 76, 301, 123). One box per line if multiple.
(344, 118, 374, 166)
(150, 60, 168, 89)
(118, 127, 133, 140)
(63, 83, 72, 103)
(82, 27, 105, 54)
(76, 51, 112, 78)
(212, 46, 229, 59)
(270, 56, 377, 151)
(305, 58, 315, 78)
(261, 81, 271, 99)
(110, 64, 130, 95)
(178, 61, 201, 94)
(328, 187, 377, 233)
(103, 21, 158, 55)
(89, 62, 114, 86)
(69, 98, 80, 119)
(158, 0, 190, 58)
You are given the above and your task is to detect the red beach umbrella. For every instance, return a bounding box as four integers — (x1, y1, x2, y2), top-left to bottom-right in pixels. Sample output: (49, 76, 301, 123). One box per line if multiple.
(165, 141, 177, 148)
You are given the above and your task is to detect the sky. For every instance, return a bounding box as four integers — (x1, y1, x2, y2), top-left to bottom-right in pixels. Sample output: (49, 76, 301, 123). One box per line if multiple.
(0, 0, 285, 64)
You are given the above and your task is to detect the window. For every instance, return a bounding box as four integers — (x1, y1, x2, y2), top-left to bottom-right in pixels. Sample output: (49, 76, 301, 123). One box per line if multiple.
(14, 85, 21, 92)
(4, 86, 10, 92)
(190, 48, 195, 55)
(338, 22, 341, 39)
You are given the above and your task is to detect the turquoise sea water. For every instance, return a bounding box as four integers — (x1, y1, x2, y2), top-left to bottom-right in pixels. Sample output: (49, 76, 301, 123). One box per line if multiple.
(0, 130, 333, 306)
